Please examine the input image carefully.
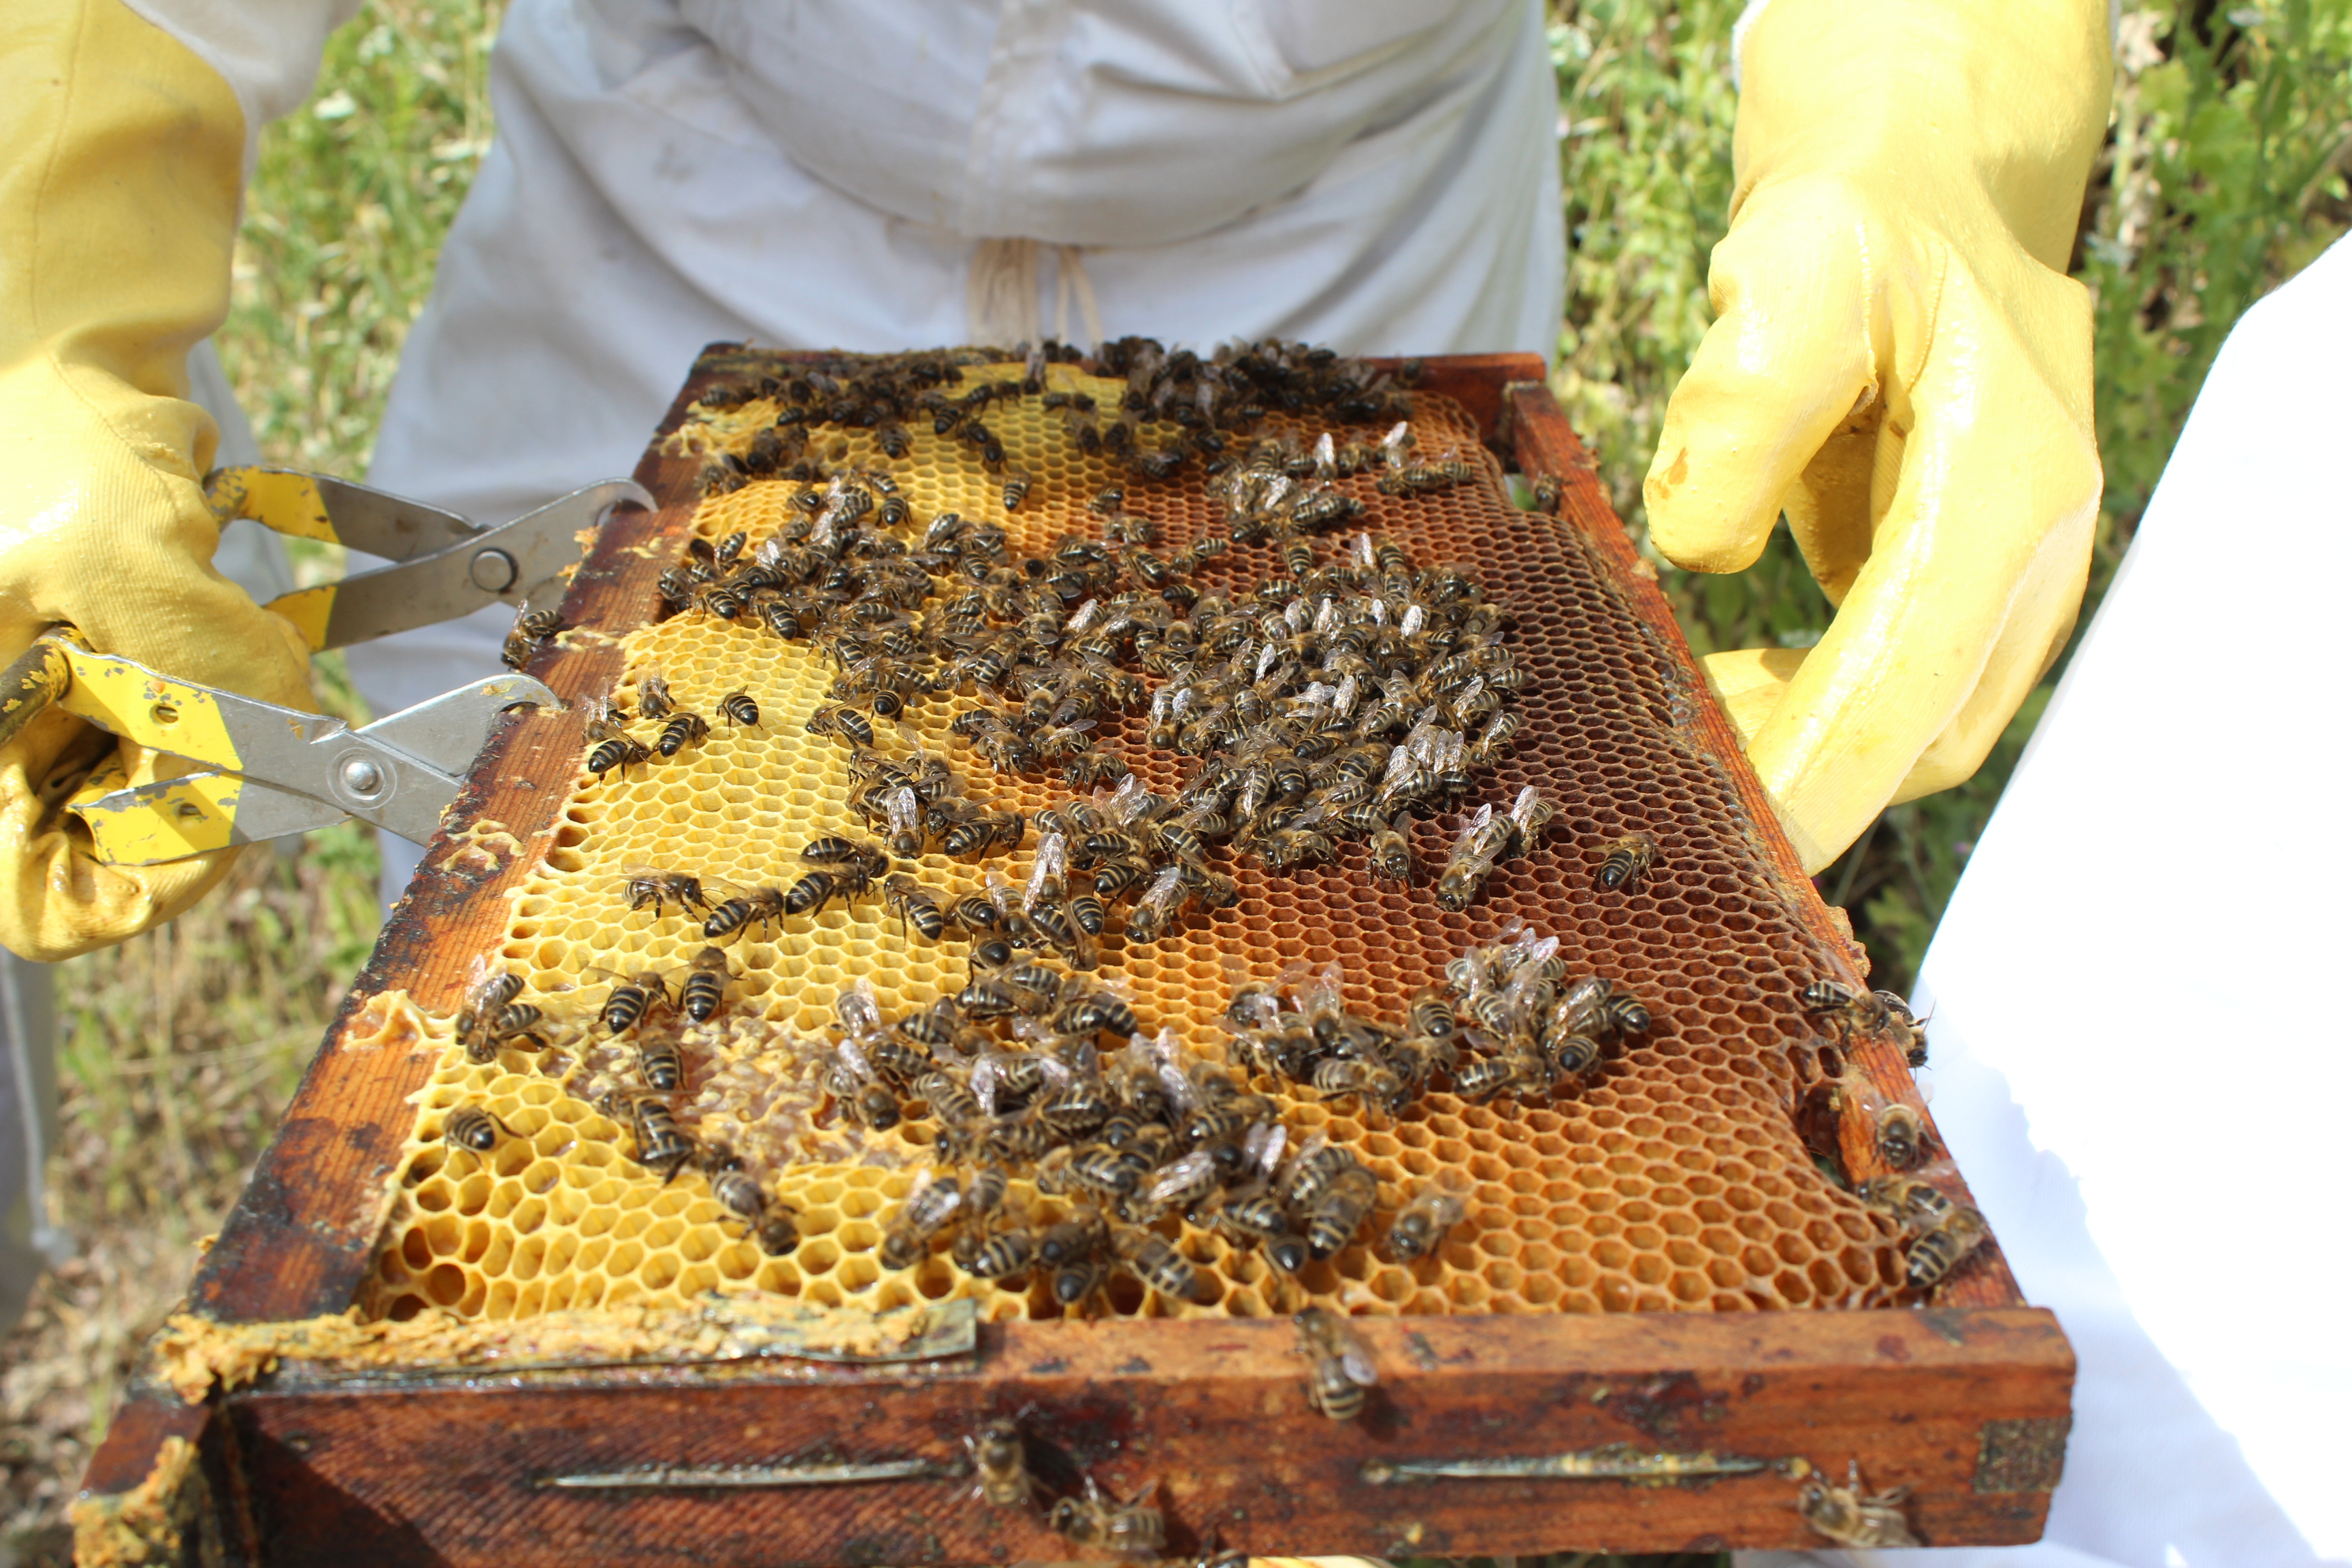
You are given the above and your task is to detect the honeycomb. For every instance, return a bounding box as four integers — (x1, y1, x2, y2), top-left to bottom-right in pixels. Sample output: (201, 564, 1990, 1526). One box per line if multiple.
(359, 350, 1910, 1328)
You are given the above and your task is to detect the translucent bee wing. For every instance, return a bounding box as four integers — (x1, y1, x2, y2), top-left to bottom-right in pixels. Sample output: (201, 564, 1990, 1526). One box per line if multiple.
(1143, 1149, 1219, 1209)
(1379, 419, 1413, 468)
(902, 1166, 964, 1231)
(881, 785, 923, 838)
(1024, 832, 1069, 913)
(1450, 804, 1495, 854)
(836, 978, 883, 1037)
(1509, 785, 1558, 841)
(833, 1035, 875, 1083)
(1244, 1120, 1287, 1179)
(970, 1050, 1016, 1117)
(1277, 1130, 1328, 1186)
(1105, 772, 1150, 824)
(1340, 1340, 1379, 1388)
(1141, 862, 1188, 905)
(1065, 598, 1102, 634)
(1398, 602, 1426, 637)
(983, 866, 1022, 917)
(1330, 672, 1360, 720)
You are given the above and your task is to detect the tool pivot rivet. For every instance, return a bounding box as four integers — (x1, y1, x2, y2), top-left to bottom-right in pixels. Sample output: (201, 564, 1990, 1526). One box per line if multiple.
(470, 547, 519, 593)
(340, 757, 385, 795)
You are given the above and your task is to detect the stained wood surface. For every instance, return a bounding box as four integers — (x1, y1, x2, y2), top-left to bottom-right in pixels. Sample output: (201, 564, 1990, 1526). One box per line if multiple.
(81, 355, 2065, 1559)
(216, 1309, 2069, 1565)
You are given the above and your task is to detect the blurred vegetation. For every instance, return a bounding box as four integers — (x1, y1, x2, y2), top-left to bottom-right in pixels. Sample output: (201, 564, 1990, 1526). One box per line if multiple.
(1550, 0, 2352, 992)
(9, 0, 2348, 1558)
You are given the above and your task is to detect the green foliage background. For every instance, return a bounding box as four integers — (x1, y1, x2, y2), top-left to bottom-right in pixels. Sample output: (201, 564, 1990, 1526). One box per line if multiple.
(7, 0, 2349, 1557)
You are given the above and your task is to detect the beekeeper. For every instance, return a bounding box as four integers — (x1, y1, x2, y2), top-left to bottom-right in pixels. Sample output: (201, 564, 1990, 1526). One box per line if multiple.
(14, 0, 2338, 1563)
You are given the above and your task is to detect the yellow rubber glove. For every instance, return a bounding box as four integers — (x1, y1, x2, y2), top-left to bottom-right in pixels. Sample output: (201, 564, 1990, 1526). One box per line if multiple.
(0, 0, 316, 960)
(1644, 0, 2112, 872)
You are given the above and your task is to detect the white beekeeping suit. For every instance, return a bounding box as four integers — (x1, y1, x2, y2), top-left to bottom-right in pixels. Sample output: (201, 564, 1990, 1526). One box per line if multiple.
(334, 0, 1566, 900)
(1740, 238, 2352, 1568)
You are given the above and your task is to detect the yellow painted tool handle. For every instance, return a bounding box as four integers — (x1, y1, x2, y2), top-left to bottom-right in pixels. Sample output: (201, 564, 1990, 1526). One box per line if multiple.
(208, 467, 341, 652)
(203, 466, 340, 542)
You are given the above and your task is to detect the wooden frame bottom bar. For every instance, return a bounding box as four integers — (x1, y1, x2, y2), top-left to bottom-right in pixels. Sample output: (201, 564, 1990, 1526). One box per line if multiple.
(154, 1308, 2071, 1564)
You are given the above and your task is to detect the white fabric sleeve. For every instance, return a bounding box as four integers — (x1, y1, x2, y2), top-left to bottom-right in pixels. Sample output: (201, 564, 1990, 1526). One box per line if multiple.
(118, 0, 366, 172)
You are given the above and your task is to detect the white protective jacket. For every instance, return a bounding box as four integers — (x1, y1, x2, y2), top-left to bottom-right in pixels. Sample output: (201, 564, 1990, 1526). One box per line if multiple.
(133, 0, 1563, 753)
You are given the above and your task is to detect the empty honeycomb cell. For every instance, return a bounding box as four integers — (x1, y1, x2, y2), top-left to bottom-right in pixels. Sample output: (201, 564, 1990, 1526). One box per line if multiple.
(350, 354, 1916, 1330)
(424, 1264, 467, 1307)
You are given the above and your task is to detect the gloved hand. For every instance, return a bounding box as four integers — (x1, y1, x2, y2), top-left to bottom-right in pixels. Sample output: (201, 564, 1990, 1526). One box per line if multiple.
(1644, 0, 2112, 872)
(0, 0, 316, 961)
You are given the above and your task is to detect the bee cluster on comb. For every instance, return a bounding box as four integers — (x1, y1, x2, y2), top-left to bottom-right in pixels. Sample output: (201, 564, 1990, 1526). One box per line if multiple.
(366, 338, 1955, 1350)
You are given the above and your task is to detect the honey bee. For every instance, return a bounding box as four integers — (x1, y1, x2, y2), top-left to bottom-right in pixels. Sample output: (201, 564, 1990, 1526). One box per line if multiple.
(1795, 1460, 1921, 1549)
(1855, 1173, 1957, 1233)
(1303, 1164, 1378, 1258)
(705, 1159, 798, 1254)
(1384, 1182, 1467, 1262)
(458, 972, 549, 1062)
(655, 710, 710, 757)
(701, 880, 787, 942)
(1141, 1149, 1223, 1220)
(941, 807, 1025, 858)
(874, 421, 912, 459)
(591, 967, 672, 1036)
(615, 1092, 696, 1181)
(1905, 1203, 1989, 1290)
(1295, 1305, 1379, 1421)
(1877, 990, 1932, 1067)
(1310, 1057, 1407, 1116)
(1002, 472, 1032, 510)
(1027, 899, 1097, 970)
(1049, 1477, 1164, 1558)
(456, 961, 523, 1043)
(637, 1033, 685, 1092)
(1450, 1054, 1522, 1107)
(501, 606, 564, 668)
(442, 1103, 515, 1155)
(879, 1168, 964, 1269)
(828, 1040, 903, 1132)
(881, 874, 945, 940)
(621, 866, 708, 915)
(1529, 472, 1563, 514)
(966, 1417, 1039, 1509)
(917, 1068, 985, 1130)
(806, 704, 876, 747)
(1875, 1102, 1927, 1169)
(1407, 988, 1456, 1039)
(636, 674, 674, 719)
(706, 686, 757, 728)
(585, 724, 650, 781)
(1595, 831, 1656, 892)
(1368, 812, 1414, 885)
(1801, 978, 1916, 1054)
(802, 837, 890, 878)
(678, 947, 729, 1023)
(959, 1219, 1039, 1280)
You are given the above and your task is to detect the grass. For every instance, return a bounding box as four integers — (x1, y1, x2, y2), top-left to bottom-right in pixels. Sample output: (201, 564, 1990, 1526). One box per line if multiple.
(4, 0, 2345, 1558)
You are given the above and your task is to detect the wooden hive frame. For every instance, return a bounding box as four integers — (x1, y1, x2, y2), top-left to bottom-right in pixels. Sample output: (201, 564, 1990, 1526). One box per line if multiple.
(78, 352, 2070, 1567)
